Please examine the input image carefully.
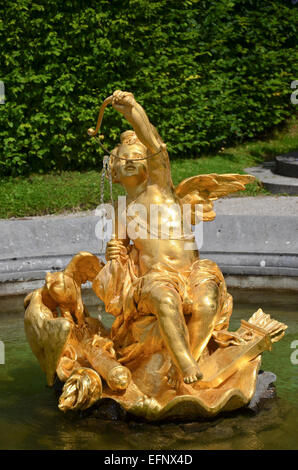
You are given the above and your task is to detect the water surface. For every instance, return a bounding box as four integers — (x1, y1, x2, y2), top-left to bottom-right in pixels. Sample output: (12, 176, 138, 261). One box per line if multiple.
(0, 296, 297, 450)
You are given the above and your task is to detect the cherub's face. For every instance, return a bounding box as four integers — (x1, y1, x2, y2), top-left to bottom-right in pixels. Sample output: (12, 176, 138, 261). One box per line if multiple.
(113, 143, 148, 187)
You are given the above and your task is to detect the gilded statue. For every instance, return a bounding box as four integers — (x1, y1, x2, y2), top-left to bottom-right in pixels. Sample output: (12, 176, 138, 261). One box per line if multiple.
(24, 90, 287, 420)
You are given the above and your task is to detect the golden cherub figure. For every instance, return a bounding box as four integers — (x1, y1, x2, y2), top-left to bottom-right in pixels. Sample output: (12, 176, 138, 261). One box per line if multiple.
(24, 91, 287, 420)
(93, 90, 255, 385)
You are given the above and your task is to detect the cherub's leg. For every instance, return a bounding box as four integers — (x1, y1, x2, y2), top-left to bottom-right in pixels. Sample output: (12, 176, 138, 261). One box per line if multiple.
(146, 285, 202, 384)
(188, 280, 220, 362)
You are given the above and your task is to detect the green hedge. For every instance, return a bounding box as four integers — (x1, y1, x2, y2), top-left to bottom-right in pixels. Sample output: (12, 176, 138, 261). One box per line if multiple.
(0, 0, 297, 175)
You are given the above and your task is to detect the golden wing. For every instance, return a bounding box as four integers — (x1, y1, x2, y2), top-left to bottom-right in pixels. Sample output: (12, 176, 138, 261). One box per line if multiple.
(175, 173, 255, 222)
(24, 288, 72, 386)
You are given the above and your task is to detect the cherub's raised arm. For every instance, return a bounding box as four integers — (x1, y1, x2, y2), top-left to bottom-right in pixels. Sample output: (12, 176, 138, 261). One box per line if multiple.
(112, 90, 173, 189)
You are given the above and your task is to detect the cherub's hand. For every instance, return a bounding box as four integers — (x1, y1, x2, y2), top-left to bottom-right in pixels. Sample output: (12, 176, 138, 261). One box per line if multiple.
(112, 90, 136, 114)
(106, 239, 127, 261)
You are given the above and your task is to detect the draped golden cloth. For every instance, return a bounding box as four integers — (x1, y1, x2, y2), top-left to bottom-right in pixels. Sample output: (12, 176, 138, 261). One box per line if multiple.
(93, 249, 233, 366)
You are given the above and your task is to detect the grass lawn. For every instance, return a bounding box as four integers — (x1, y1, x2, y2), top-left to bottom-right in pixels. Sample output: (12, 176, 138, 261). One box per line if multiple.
(0, 118, 297, 219)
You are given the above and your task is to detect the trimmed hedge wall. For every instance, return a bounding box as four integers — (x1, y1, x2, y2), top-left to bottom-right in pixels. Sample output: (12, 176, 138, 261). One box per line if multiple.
(0, 0, 297, 175)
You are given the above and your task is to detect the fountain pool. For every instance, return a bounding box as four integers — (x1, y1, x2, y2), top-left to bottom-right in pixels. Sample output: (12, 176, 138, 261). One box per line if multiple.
(0, 292, 297, 450)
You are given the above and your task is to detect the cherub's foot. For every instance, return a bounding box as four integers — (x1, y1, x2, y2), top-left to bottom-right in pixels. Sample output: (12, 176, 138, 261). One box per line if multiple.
(182, 362, 203, 385)
(167, 360, 203, 387)
(167, 363, 181, 389)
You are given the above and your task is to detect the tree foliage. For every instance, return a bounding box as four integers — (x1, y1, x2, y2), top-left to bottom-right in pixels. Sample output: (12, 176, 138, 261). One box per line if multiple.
(0, 0, 297, 175)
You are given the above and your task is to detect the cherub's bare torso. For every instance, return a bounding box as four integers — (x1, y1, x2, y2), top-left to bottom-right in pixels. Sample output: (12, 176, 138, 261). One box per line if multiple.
(126, 184, 198, 276)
